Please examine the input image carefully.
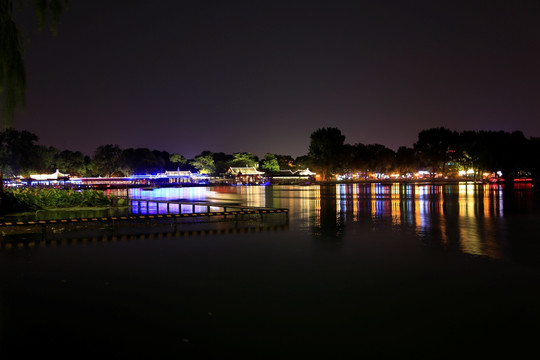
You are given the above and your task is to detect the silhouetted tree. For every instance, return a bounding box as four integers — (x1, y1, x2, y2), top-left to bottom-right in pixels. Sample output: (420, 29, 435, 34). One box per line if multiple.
(395, 146, 418, 175)
(91, 144, 122, 177)
(294, 155, 311, 171)
(364, 144, 396, 174)
(497, 131, 529, 180)
(275, 154, 295, 170)
(212, 152, 234, 175)
(0, 0, 69, 128)
(414, 127, 458, 176)
(529, 137, 540, 181)
(55, 149, 88, 176)
(344, 143, 369, 175)
(0, 128, 41, 176)
(151, 150, 169, 173)
(308, 127, 345, 180)
(34, 145, 58, 173)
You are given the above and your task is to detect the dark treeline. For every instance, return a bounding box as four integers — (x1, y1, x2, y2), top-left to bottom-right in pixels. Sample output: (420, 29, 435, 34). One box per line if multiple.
(1, 127, 539, 181)
(308, 127, 540, 181)
(0, 129, 297, 178)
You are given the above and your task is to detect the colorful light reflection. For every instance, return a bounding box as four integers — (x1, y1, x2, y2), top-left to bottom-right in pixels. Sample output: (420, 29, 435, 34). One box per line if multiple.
(331, 182, 520, 259)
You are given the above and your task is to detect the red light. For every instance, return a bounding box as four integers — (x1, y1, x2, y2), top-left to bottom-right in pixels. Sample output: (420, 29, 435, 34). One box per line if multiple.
(514, 178, 532, 182)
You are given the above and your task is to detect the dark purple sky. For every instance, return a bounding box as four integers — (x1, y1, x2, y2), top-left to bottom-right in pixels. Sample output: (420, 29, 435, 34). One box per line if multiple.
(13, 0, 540, 159)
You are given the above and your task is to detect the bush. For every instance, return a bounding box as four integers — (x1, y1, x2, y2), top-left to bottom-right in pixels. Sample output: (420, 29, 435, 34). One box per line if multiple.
(0, 188, 113, 213)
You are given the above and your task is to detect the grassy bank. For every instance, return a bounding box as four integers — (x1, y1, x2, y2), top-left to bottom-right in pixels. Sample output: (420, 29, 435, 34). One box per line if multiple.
(0, 188, 116, 214)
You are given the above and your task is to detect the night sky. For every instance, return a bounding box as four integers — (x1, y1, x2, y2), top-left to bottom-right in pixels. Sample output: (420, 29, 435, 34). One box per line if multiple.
(13, 0, 540, 159)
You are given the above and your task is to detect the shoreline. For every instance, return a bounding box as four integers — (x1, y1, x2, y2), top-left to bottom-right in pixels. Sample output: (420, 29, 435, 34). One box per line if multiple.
(3, 177, 536, 190)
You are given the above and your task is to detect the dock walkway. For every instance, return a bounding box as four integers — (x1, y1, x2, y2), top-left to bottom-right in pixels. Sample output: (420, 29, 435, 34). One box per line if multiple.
(127, 198, 281, 214)
(0, 200, 289, 241)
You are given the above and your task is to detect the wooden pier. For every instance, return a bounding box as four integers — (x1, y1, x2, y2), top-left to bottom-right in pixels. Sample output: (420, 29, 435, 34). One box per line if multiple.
(0, 222, 289, 250)
(0, 200, 289, 241)
(127, 198, 281, 215)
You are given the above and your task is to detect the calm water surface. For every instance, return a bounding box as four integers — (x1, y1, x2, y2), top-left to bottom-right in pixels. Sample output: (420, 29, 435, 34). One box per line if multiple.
(1, 183, 539, 358)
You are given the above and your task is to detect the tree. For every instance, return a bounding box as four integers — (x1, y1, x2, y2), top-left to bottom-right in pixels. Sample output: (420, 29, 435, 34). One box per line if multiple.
(308, 127, 345, 180)
(494, 130, 529, 180)
(529, 137, 540, 181)
(275, 154, 295, 170)
(120, 147, 164, 175)
(0, 128, 41, 176)
(55, 149, 88, 176)
(91, 144, 122, 177)
(454, 131, 488, 179)
(344, 143, 369, 174)
(190, 153, 215, 175)
(364, 144, 396, 174)
(212, 152, 234, 175)
(294, 155, 311, 170)
(33, 145, 58, 173)
(413, 127, 458, 176)
(231, 152, 258, 167)
(0, 0, 69, 129)
(395, 146, 418, 175)
(0, 0, 25, 129)
(151, 150, 169, 173)
(261, 153, 280, 173)
(169, 153, 187, 170)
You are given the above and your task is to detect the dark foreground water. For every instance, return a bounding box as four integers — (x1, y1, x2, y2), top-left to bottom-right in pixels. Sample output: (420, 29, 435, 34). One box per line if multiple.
(1, 183, 540, 358)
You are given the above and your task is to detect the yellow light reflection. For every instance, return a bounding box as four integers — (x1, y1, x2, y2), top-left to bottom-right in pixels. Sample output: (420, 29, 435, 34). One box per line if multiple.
(414, 184, 431, 233)
(353, 183, 358, 221)
(370, 183, 377, 220)
(390, 183, 401, 226)
(336, 184, 342, 225)
(314, 181, 509, 260)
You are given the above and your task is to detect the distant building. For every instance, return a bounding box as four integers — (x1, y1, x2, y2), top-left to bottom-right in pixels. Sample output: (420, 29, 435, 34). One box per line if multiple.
(164, 170, 195, 183)
(270, 168, 316, 184)
(227, 167, 266, 184)
(26, 169, 70, 186)
(29, 169, 69, 181)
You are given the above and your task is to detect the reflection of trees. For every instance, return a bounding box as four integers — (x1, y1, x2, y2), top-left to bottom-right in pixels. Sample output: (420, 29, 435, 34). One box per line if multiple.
(313, 185, 344, 241)
(311, 182, 530, 261)
(503, 185, 534, 214)
(499, 185, 539, 263)
(425, 184, 509, 259)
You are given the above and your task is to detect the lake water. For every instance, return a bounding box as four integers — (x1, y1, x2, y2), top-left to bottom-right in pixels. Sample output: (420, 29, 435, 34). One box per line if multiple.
(1, 183, 540, 358)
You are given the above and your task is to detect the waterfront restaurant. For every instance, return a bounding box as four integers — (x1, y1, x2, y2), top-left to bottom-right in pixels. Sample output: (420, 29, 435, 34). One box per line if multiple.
(163, 170, 195, 184)
(28, 169, 70, 186)
(270, 168, 316, 184)
(227, 167, 266, 184)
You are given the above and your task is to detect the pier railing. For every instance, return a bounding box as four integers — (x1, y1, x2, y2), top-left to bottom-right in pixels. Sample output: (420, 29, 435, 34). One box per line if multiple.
(0, 199, 289, 241)
(127, 198, 283, 215)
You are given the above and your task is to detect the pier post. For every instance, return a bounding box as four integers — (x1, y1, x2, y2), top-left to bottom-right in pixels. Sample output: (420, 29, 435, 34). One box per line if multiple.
(110, 219, 115, 236)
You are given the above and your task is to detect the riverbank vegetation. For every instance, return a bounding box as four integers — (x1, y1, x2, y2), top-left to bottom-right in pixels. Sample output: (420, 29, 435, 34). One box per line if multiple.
(1, 127, 539, 182)
(0, 188, 113, 213)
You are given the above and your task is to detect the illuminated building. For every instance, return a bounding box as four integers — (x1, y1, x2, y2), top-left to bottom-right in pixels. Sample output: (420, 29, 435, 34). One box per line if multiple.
(227, 167, 266, 185)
